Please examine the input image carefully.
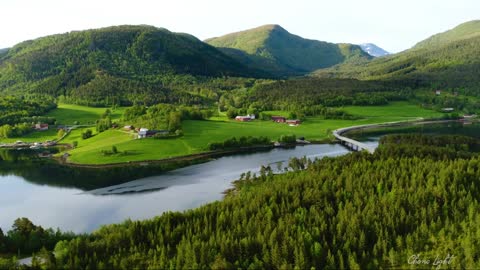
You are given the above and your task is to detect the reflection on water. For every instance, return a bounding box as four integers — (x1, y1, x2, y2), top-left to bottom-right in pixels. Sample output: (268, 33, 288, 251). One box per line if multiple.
(2, 121, 478, 233)
(0, 144, 348, 233)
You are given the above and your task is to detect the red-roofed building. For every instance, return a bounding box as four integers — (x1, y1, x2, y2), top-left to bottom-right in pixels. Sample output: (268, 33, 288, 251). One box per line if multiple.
(271, 116, 286, 123)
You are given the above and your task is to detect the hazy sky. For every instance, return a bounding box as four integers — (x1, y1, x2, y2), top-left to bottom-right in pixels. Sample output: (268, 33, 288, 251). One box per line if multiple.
(1, 0, 478, 52)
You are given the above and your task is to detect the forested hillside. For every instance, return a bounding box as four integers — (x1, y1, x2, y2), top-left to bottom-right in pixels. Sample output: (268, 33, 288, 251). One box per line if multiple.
(412, 20, 480, 49)
(243, 78, 412, 110)
(0, 95, 56, 125)
(32, 134, 479, 269)
(206, 24, 371, 76)
(313, 20, 480, 90)
(0, 25, 267, 106)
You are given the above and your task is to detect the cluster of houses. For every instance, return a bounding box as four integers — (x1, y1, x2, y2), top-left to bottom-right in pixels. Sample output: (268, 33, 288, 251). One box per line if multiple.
(124, 125, 169, 139)
(234, 114, 302, 126)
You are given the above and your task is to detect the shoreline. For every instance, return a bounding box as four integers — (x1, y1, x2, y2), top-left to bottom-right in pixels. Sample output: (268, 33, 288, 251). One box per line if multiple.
(332, 118, 469, 151)
(9, 118, 468, 171)
(59, 138, 335, 169)
(338, 118, 468, 137)
(58, 145, 276, 168)
(62, 118, 464, 168)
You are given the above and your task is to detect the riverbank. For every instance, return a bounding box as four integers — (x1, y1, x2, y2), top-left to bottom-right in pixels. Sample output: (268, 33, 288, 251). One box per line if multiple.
(1, 101, 445, 165)
(1, 144, 351, 233)
(331, 118, 472, 153)
(58, 118, 457, 169)
(341, 118, 475, 138)
(60, 145, 275, 168)
(4, 121, 480, 264)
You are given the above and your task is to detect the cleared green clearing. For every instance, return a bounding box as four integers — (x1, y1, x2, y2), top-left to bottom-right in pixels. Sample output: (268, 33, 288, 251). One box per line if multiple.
(0, 104, 127, 143)
(67, 130, 192, 164)
(342, 101, 443, 118)
(65, 129, 135, 163)
(45, 103, 126, 125)
(0, 129, 58, 143)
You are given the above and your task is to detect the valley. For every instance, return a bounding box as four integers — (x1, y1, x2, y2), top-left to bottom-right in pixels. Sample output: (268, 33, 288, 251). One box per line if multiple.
(1, 15, 480, 269)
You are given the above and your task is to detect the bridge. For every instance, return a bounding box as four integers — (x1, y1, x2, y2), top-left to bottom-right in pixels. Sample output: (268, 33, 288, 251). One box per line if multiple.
(333, 126, 375, 154)
(332, 119, 428, 154)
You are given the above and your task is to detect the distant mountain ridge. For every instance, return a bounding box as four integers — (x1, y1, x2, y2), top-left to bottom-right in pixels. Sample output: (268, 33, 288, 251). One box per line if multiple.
(413, 20, 480, 49)
(359, 43, 389, 57)
(2, 21, 480, 105)
(313, 20, 480, 88)
(206, 24, 372, 76)
(0, 25, 267, 105)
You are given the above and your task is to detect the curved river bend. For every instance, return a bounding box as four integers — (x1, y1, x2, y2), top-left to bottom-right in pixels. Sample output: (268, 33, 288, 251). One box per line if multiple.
(1, 143, 357, 233)
(1, 121, 478, 233)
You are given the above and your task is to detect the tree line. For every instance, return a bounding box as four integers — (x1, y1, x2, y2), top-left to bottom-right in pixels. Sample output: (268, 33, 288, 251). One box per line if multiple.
(0, 218, 74, 262)
(7, 133, 475, 269)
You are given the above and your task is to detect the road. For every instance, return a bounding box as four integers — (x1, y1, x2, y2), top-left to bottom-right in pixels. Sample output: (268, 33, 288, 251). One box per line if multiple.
(332, 118, 425, 154)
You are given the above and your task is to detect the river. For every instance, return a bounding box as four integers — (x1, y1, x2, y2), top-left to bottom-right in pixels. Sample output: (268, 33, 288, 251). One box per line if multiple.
(0, 144, 351, 233)
(0, 121, 478, 233)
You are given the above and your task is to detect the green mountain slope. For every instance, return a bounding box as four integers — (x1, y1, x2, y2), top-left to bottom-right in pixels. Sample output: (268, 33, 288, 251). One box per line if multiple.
(413, 20, 480, 49)
(0, 25, 264, 105)
(206, 24, 371, 76)
(313, 20, 480, 88)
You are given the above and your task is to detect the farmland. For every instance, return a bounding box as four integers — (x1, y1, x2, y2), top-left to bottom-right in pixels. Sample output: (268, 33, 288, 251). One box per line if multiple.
(63, 102, 443, 164)
(0, 100, 445, 164)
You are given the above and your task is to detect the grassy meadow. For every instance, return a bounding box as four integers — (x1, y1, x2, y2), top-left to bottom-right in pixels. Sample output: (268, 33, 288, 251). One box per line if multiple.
(46, 103, 126, 125)
(0, 129, 59, 144)
(342, 101, 443, 118)
(1, 101, 445, 163)
(64, 101, 444, 164)
(0, 104, 126, 144)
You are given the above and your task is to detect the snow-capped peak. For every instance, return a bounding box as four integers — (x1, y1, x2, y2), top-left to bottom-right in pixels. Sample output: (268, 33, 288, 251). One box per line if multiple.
(359, 43, 390, 57)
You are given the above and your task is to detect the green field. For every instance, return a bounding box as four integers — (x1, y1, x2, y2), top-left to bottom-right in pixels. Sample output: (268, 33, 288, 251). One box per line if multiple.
(65, 101, 443, 164)
(342, 101, 443, 118)
(45, 103, 126, 125)
(0, 104, 126, 143)
(0, 129, 59, 144)
(1, 101, 444, 163)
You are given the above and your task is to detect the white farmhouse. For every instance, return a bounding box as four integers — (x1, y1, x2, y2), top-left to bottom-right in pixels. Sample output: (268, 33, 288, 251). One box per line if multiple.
(138, 128, 149, 139)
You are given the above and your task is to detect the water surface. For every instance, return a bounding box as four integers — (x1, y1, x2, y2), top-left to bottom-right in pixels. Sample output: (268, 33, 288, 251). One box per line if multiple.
(2, 121, 479, 233)
(0, 144, 348, 233)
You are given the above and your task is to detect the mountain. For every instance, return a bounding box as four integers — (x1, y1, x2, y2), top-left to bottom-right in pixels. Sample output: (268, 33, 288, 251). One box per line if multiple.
(313, 20, 480, 89)
(206, 24, 372, 76)
(0, 48, 8, 55)
(412, 20, 480, 49)
(0, 25, 265, 105)
(359, 43, 389, 57)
